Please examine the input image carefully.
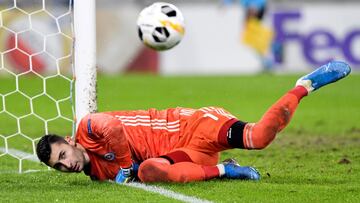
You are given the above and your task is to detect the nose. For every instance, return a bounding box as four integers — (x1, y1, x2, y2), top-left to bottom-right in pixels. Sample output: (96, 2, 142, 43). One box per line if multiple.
(60, 159, 72, 170)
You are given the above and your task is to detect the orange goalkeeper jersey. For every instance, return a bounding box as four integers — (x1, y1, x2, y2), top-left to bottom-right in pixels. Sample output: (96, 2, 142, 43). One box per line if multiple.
(76, 107, 236, 181)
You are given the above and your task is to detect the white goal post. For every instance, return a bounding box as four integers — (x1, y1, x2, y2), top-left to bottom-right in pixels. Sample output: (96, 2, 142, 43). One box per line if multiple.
(74, 0, 97, 127)
(74, 0, 97, 126)
(0, 0, 97, 173)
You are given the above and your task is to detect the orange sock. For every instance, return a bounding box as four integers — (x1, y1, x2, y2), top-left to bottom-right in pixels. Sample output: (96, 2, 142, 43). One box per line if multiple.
(138, 158, 221, 183)
(243, 86, 307, 149)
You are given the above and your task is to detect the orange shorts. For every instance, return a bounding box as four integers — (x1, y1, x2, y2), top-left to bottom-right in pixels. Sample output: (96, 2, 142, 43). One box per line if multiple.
(164, 107, 239, 166)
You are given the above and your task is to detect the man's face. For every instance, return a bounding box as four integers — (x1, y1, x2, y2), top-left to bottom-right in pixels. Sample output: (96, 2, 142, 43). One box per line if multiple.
(48, 142, 87, 173)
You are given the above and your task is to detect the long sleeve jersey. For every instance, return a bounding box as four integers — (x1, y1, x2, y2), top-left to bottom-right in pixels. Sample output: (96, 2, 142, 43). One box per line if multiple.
(75, 107, 187, 180)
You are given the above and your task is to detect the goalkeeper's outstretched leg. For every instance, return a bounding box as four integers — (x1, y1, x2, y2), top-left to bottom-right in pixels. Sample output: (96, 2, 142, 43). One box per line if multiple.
(228, 61, 351, 150)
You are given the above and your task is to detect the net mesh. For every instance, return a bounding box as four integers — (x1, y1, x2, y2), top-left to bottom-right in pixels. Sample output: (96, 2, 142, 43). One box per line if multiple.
(0, 0, 74, 173)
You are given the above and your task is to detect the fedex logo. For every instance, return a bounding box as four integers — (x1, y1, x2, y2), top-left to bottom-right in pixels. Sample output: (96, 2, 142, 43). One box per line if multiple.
(273, 10, 360, 66)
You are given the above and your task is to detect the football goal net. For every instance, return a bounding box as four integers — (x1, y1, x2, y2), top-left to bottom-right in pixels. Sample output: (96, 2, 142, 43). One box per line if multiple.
(0, 0, 96, 173)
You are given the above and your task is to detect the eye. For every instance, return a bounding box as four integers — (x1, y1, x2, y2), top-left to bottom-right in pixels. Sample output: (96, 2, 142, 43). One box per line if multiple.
(60, 151, 65, 160)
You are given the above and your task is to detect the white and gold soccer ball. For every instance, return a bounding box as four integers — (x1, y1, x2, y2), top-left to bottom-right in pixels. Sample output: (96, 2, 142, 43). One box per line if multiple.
(137, 2, 185, 51)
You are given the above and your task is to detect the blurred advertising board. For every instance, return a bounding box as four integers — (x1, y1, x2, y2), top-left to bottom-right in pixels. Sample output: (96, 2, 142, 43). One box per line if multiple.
(0, 2, 359, 75)
(160, 2, 360, 74)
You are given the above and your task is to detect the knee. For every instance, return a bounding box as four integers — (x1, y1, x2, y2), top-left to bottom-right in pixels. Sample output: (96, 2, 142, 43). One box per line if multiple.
(138, 158, 170, 183)
(246, 124, 277, 149)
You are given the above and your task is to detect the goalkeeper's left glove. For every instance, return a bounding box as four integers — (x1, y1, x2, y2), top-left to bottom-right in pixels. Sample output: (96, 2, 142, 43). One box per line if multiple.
(115, 162, 139, 184)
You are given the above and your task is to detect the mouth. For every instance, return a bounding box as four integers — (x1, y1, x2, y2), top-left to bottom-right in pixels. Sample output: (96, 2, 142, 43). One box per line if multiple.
(76, 163, 81, 172)
(72, 163, 79, 172)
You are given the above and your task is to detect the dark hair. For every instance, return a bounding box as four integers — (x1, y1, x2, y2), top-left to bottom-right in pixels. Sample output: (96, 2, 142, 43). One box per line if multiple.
(36, 134, 67, 165)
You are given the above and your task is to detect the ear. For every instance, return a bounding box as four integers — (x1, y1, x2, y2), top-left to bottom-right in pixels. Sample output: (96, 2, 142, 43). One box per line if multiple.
(65, 136, 75, 146)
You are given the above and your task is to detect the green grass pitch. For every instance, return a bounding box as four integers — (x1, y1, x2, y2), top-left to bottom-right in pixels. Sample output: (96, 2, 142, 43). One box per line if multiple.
(1, 73, 359, 202)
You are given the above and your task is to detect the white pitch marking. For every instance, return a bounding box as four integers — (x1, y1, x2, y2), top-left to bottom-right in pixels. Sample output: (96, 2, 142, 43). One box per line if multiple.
(0, 147, 39, 162)
(127, 182, 213, 203)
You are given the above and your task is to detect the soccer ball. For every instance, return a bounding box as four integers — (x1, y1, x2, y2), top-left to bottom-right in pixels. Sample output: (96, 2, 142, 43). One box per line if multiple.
(137, 2, 185, 51)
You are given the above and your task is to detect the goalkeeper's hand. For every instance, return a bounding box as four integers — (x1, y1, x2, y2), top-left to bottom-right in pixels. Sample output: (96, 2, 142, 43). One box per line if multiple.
(115, 162, 139, 184)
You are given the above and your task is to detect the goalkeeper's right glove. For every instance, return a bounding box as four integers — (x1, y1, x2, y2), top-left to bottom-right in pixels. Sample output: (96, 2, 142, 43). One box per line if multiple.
(115, 162, 139, 184)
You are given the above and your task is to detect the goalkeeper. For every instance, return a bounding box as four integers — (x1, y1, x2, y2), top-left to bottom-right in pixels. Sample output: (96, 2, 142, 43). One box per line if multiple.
(36, 61, 350, 183)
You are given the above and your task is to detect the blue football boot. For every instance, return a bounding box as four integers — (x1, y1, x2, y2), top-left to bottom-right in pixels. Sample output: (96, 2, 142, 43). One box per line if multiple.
(222, 158, 260, 181)
(296, 61, 351, 93)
